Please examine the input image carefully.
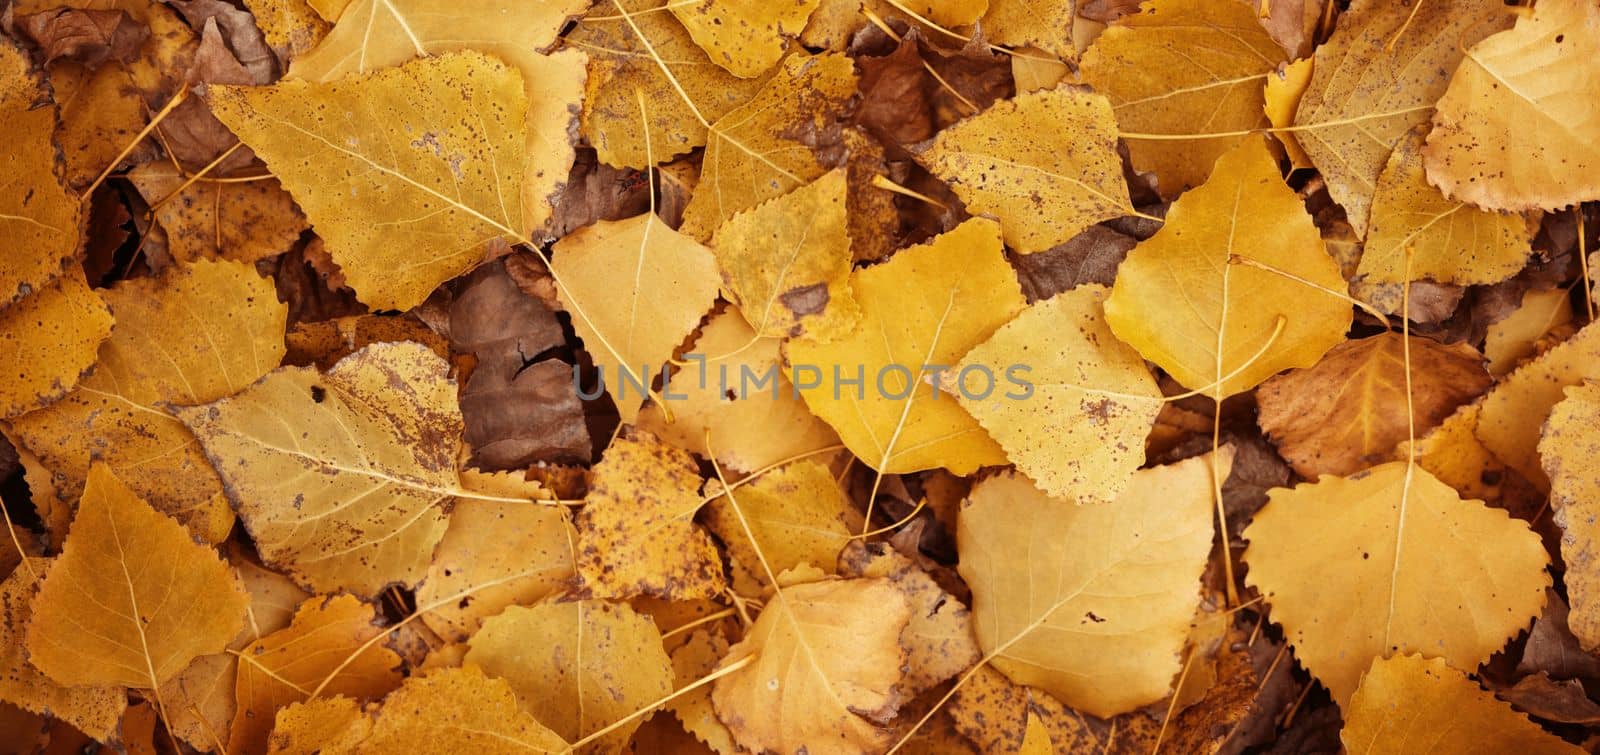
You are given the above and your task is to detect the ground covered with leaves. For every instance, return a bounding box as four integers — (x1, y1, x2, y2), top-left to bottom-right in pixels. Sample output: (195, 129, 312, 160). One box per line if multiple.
(0, 0, 1598, 751)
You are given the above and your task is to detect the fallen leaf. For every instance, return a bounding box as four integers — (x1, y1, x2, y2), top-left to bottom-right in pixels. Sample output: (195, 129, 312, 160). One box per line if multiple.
(665, 629, 737, 753)
(958, 452, 1229, 717)
(1263, 57, 1315, 169)
(1243, 463, 1550, 705)
(415, 500, 577, 643)
(1486, 288, 1576, 377)
(241, 0, 329, 62)
(838, 542, 980, 697)
(0, 565, 127, 742)
(264, 696, 370, 755)
(126, 161, 308, 265)
(283, 314, 448, 370)
(1499, 673, 1600, 726)
(0, 40, 80, 309)
(1478, 322, 1600, 489)
(1540, 383, 1600, 653)
(671, 0, 822, 77)
(703, 459, 858, 595)
(1008, 225, 1137, 302)
(980, 0, 1074, 58)
(14, 8, 148, 67)
(0, 267, 111, 419)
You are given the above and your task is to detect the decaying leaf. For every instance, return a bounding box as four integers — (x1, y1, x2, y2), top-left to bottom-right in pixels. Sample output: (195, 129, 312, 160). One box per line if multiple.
(125, 161, 309, 265)
(1243, 463, 1550, 705)
(838, 543, 980, 697)
(1541, 383, 1600, 653)
(0, 40, 80, 309)
(0, 564, 127, 742)
(0, 267, 111, 419)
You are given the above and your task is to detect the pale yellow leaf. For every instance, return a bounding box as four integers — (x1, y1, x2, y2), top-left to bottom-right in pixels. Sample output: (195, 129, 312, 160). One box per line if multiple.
(1486, 288, 1575, 376)
(1342, 655, 1580, 754)
(1540, 383, 1600, 652)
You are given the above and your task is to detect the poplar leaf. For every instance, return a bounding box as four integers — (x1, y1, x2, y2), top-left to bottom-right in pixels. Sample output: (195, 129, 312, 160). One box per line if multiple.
(1540, 383, 1600, 653)
(671, 0, 823, 77)
(0, 40, 79, 308)
(415, 500, 577, 643)
(0, 267, 111, 419)
(703, 459, 859, 595)
(0, 565, 127, 742)
(1478, 322, 1600, 490)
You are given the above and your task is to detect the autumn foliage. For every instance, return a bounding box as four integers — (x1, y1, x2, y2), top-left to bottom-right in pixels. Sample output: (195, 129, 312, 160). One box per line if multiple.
(2, 0, 1600, 751)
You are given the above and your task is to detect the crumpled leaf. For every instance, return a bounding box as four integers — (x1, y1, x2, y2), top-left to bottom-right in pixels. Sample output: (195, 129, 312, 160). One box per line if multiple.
(955, 284, 1162, 503)
(703, 459, 858, 595)
(126, 161, 309, 265)
(465, 600, 674, 753)
(575, 429, 726, 601)
(27, 464, 248, 689)
(1540, 383, 1600, 653)
(1257, 333, 1492, 478)
(1478, 322, 1600, 490)
(416, 499, 576, 643)
(14, 8, 148, 68)
(7, 259, 284, 542)
(672, 0, 822, 77)
(1341, 655, 1580, 754)
(1243, 462, 1550, 705)
(0, 40, 80, 309)
(175, 342, 503, 597)
(1361, 128, 1533, 285)
(209, 51, 530, 310)
(1292, 0, 1511, 235)
(1423, 0, 1600, 211)
(0, 267, 111, 419)
(712, 575, 912, 754)
(787, 218, 1024, 475)
(1104, 137, 1350, 397)
(712, 167, 859, 341)
(550, 213, 720, 424)
(914, 86, 1133, 253)
(0, 564, 126, 742)
(1079, 0, 1285, 197)
(958, 452, 1228, 718)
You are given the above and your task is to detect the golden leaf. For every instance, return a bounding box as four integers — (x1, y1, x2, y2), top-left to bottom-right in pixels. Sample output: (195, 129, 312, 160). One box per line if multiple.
(1263, 57, 1315, 169)
(0, 40, 78, 309)
(672, 0, 823, 77)
(175, 342, 499, 598)
(665, 629, 737, 754)
(712, 168, 859, 341)
(7, 259, 284, 542)
(28, 465, 247, 689)
(981, 0, 1073, 59)
(786, 218, 1024, 475)
(1478, 322, 1600, 490)
(1079, 0, 1284, 197)
(902, 0, 988, 29)
(955, 284, 1162, 503)
(712, 576, 912, 754)
(1104, 136, 1350, 397)
(958, 452, 1228, 717)
(266, 696, 369, 755)
(914, 86, 1133, 253)
(125, 162, 310, 265)
(635, 310, 842, 474)
(703, 459, 859, 595)
(230, 595, 403, 755)
(1540, 383, 1600, 652)
(1292, 0, 1511, 235)
(838, 543, 981, 697)
(574, 429, 727, 601)
(566, 0, 773, 169)
(242, 0, 330, 60)
(209, 52, 529, 310)
(465, 600, 675, 753)
(678, 53, 856, 240)
(1257, 333, 1491, 478)
(1242, 463, 1550, 705)
(1342, 655, 1581, 754)
(1394, 401, 1508, 505)
(1485, 288, 1575, 377)
(0, 267, 111, 419)
(549, 213, 720, 424)
(1422, 0, 1600, 211)
(1361, 128, 1533, 285)
(415, 500, 577, 643)
(0, 565, 126, 742)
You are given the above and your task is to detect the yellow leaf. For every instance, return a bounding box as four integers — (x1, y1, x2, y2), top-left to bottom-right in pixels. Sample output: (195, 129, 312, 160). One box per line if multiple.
(635, 310, 842, 474)
(838, 543, 981, 697)
(712, 168, 859, 341)
(786, 218, 1024, 475)
(1487, 288, 1576, 377)
(955, 284, 1162, 503)
(1342, 655, 1581, 754)
(1079, 0, 1285, 197)
(1263, 57, 1315, 169)
(900, 0, 988, 28)
(0, 564, 127, 742)
(672, 0, 823, 77)
(665, 629, 737, 754)
(0, 41, 79, 309)
(1242, 462, 1550, 705)
(1477, 322, 1600, 490)
(1540, 383, 1600, 652)
(7, 259, 284, 542)
(550, 213, 720, 424)
(230, 595, 403, 755)
(0, 267, 111, 419)
(981, 0, 1073, 59)
(1394, 401, 1508, 505)
(1256, 333, 1491, 478)
(703, 459, 859, 595)
(958, 452, 1228, 718)
(209, 52, 529, 310)
(1292, 0, 1511, 235)
(1104, 136, 1350, 397)
(1361, 128, 1533, 284)
(415, 501, 577, 643)
(266, 696, 370, 755)
(574, 429, 727, 600)
(678, 53, 856, 240)
(566, 0, 773, 169)
(465, 600, 674, 753)
(711, 577, 911, 755)
(126, 162, 310, 265)
(1010, 46, 1070, 93)
(914, 86, 1133, 253)
(175, 342, 494, 597)
(28, 465, 247, 689)
(242, 0, 330, 60)
(1424, 0, 1600, 211)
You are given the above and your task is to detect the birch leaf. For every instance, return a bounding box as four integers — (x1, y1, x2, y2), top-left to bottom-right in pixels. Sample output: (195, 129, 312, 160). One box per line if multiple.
(981, 0, 1073, 59)
(209, 52, 529, 310)
(1263, 57, 1315, 169)
(1242, 463, 1550, 705)
(1103, 136, 1350, 397)
(1540, 383, 1600, 653)
(125, 161, 309, 265)
(1079, 0, 1285, 197)
(416, 501, 577, 643)
(0, 40, 79, 309)
(914, 86, 1133, 253)
(1478, 322, 1600, 490)
(786, 218, 1025, 475)
(1423, 0, 1600, 211)
(672, 0, 823, 77)
(0, 267, 111, 419)
(0, 565, 126, 742)
(703, 459, 859, 595)
(958, 452, 1227, 718)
